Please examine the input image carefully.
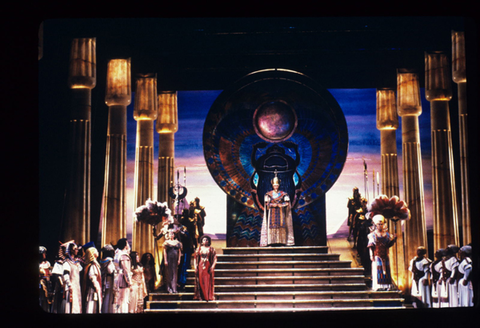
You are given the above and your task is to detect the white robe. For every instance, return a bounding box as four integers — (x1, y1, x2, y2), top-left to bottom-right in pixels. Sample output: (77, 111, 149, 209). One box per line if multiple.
(409, 257, 432, 307)
(84, 263, 102, 313)
(458, 257, 473, 307)
(444, 256, 459, 307)
(431, 261, 443, 308)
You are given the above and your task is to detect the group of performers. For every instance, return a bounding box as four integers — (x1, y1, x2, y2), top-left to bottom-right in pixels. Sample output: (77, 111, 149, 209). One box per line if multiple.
(39, 239, 149, 314)
(409, 244, 474, 308)
(346, 187, 474, 308)
(39, 197, 218, 314)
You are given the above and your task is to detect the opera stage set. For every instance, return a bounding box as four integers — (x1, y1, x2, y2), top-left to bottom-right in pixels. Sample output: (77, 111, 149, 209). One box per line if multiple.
(38, 17, 478, 313)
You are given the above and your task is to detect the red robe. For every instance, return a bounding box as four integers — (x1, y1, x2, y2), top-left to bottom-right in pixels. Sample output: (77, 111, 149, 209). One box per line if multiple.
(193, 246, 217, 301)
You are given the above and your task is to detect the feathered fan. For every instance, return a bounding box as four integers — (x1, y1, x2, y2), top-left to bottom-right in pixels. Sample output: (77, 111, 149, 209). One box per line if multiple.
(367, 194, 411, 222)
(134, 198, 171, 226)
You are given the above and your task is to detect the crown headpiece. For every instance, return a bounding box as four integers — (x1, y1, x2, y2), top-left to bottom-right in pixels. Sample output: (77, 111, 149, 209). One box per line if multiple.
(271, 170, 281, 186)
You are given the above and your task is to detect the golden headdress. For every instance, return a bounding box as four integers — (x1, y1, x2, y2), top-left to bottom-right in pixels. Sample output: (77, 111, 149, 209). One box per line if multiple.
(84, 247, 99, 264)
(271, 170, 281, 186)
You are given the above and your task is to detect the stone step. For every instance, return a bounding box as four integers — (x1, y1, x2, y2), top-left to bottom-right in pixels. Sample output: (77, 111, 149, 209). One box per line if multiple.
(145, 306, 406, 313)
(216, 253, 340, 262)
(221, 246, 329, 255)
(215, 260, 353, 269)
(184, 274, 365, 285)
(185, 267, 364, 277)
(144, 245, 405, 312)
(181, 282, 368, 293)
(146, 297, 405, 311)
(149, 290, 403, 302)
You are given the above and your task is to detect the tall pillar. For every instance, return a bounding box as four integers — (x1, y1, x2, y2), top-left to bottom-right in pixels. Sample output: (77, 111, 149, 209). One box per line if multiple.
(425, 51, 460, 249)
(101, 58, 131, 247)
(157, 91, 178, 206)
(62, 38, 96, 247)
(452, 31, 470, 245)
(376, 88, 406, 292)
(132, 74, 157, 256)
(397, 69, 428, 294)
(154, 91, 178, 289)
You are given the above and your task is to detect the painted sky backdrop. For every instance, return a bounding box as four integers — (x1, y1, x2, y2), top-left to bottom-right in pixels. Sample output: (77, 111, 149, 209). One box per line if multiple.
(125, 88, 434, 238)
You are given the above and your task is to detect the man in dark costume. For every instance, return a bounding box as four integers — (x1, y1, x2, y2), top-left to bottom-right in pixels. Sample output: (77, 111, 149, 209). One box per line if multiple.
(346, 187, 368, 247)
(187, 197, 206, 249)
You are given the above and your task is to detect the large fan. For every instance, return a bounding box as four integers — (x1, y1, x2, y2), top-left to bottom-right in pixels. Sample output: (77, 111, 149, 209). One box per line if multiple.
(134, 199, 171, 227)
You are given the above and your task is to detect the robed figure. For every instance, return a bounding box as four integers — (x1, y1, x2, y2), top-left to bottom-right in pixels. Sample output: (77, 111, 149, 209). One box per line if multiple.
(260, 172, 295, 246)
(193, 235, 217, 301)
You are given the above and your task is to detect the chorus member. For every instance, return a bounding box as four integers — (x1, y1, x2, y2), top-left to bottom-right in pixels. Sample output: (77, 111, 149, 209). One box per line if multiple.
(140, 253, 156, 293)
(100, 244, 115, 313)
(82, 245, 102, 313)
(51, 244, 65, 313)
(163, 230, 183, 293)
(367, 215, 396, 291)
(115, 238, 132, 313)
(409, 246, 432, 307)
(431, 248, 445, 308)
(128, 251, 148, 313)
(39, 246, 52, 312)
(193, 235, 217, 301)
(457, 245, 473, 307)
(63, 241, 83, 313)
(441, 245, 460, 307)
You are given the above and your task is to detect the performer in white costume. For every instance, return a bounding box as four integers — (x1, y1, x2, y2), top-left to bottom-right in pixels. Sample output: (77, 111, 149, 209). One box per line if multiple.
(82, 244, 102, 313)
(443, 245, 460, 307)
(114, 238, 132, 313)
(63, 241, 83, 313)
(408, 246, 432, 307)
(457, 245, 473, 307)
(431, 248, 445, 308)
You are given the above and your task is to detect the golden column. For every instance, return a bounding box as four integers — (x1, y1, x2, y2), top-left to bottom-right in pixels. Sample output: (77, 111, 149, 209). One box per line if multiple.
(101, 58, 131, 247)
(62, 38, 96, 246)
(425, 51, 460, 249)
(452, 31, 470, 245)
(154, 91, 178, 289)
(376, 88, 406, 291)
(132, 74, 158, 256)
(397, 69, 428, 293)
(157, 91, 178, 206)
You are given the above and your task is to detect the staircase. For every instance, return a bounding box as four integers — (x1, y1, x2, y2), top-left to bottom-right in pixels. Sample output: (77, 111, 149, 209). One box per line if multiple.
(145, 246, 405, 313)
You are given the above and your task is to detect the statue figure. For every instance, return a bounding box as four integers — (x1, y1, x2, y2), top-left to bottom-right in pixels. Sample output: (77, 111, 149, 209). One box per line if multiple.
(346, 187, 367, 247)
(408, 246, 432, 308)
(260, 170, 295, 246)
(187, 197, 206, 248)
(368, 214, 396, 291)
